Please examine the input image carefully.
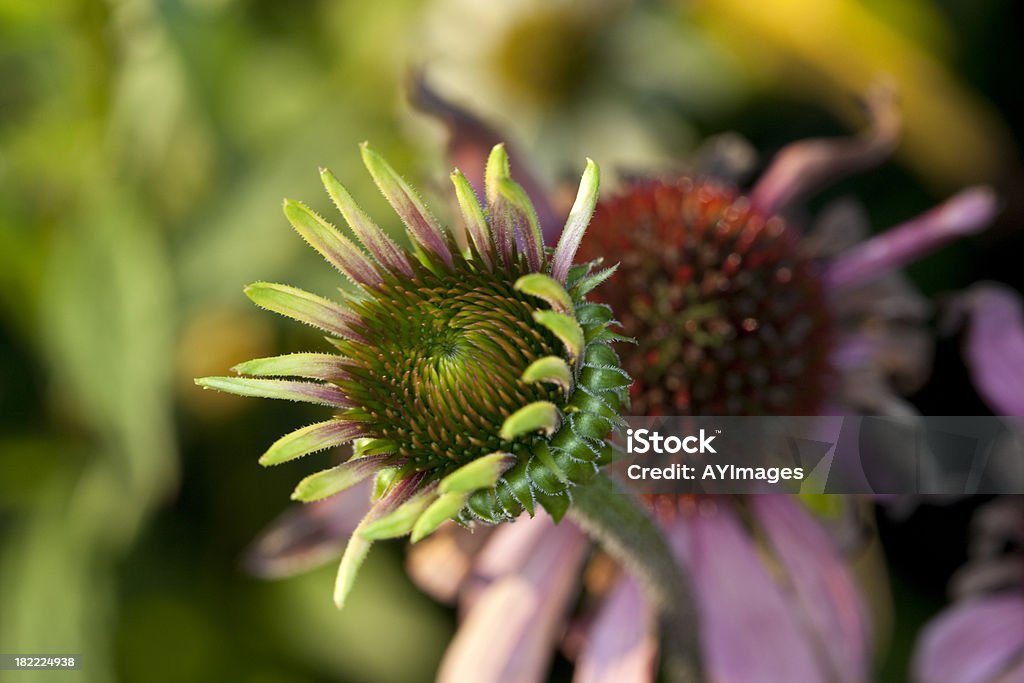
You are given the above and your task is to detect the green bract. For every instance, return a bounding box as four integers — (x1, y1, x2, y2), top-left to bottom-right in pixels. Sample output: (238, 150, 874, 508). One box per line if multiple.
(196, 143, 628, 607)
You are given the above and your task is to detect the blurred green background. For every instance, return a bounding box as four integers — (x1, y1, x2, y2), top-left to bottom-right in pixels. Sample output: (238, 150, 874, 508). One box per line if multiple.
(1, 1, 1021, 681)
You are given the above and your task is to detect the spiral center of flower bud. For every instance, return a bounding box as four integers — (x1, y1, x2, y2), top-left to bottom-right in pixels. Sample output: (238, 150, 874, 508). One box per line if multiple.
(340, 263, 563, 470)
(579, 179, 831, 416)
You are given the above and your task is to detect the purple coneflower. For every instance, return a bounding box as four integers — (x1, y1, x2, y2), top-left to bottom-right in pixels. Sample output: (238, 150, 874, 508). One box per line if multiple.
(197, 142, 631, 607)
(423, 87, 999, 683)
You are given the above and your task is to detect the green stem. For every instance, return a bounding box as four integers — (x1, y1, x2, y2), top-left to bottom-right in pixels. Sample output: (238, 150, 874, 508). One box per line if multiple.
(569, 473, 703, 683)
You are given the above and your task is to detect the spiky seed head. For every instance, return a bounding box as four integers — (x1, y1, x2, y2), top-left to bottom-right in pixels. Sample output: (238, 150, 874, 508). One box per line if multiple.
(195, 143, 627, 608)
(578, 178, 831, 416)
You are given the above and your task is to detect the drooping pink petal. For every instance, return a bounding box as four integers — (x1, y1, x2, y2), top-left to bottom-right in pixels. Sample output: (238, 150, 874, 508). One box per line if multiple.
(751, 85, 899, 215)
(438, 519, 589, 683)
(825, 187, 998, 290)
(405, 522, 494, 604)
(574, 573, 657, 683)
(665, 501, 829, 683)
(461, 513, 561, 610)
(913, 594, 1024, 683)
(752, 496, 871, 683)
(946, 283, 1024, 416)
(243, 479, 373, 579)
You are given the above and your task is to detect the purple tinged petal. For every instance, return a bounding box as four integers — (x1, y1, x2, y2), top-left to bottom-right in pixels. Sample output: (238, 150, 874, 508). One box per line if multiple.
(826, 187, 998, 290)
(243, 479, 373, 579)
(947, 283, 1024, 416)
(913, 594, 1024, 683)
(574, 573, 657, 683)
(451, 169, 494, 267)
(485, 144, 516, 268)
(291, 453, 394, 500)
(752, 496, 871, 683)
(499, 177, 545, 272)
(360, 142, 454, 269)
(334, 471, 426, 609)
(410, 75, 560, 244)
(751, 84, 900, 215)
(194, 376, 351, 408)
(283, 199, 383, 287)
(244, 282, 365, 341)
(319, 167, 414, 278)
(665, 503, 829, 683)
(232, 352, 351, 381)
(551, 159, 600, 284)
(461, 513, 558, 608)
(438, 518, 589, 683)
(260, 419, 367, 466)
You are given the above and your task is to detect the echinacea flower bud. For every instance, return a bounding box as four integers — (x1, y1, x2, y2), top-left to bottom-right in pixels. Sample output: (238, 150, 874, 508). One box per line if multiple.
(196, 143, 628, 606)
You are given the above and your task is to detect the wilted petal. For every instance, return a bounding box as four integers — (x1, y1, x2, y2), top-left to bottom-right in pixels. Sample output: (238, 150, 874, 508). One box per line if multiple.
(752, 496, 871, 683)
(574, 573, 657, 683)
(945, 283, 1024, 416)
(751, 85, 899, 215)
(243, 479, 372, 579)
(439, 519, 588, 683)
(913, 594, 1024, 683)
(666, 502, 828, 683)
(826, 187, 998, 290)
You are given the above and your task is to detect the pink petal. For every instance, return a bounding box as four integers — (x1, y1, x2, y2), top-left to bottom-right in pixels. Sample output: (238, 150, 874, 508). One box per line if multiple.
(948, 284, 1024, 416)
(666, 501, 830, 683)
(752, 496, 871, 683)
(825, 187, 998, 290)
(243, 479, 372, 578)
(913, 594, 1024, 683)
(438, 519, 589, 683)
(574, 573, 657, 683)
(751, 85, 899, 215)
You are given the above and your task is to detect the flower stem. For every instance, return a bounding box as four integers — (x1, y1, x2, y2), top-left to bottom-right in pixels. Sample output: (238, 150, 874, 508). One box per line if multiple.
(569, 473, 703, 683)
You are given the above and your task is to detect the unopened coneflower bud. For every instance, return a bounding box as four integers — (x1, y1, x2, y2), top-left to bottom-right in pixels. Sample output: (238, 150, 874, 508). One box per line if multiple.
(196, 143, 629, 607)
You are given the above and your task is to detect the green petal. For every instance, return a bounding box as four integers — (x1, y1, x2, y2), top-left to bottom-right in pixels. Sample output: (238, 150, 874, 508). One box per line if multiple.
(283, 199, 382, 287)
(551, 158, 600, 284)
(439, 452, 516, 494)
(232, 353, 349, 380)
(500, 401, 562, 440)
(515, 273, 573, 314)
(360, 490, 435, 540)
(334, 514, 375, 609)
(290, 454, 391, 501)
(194, 376, 350, 408)
(411, 491, 468, 543)
(261, 419, 365, 466)
(484, 144, 515, 266)
(245, 282, 361, 340)
(533, 310, 586, 364)
(521, 356, 573, 394)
